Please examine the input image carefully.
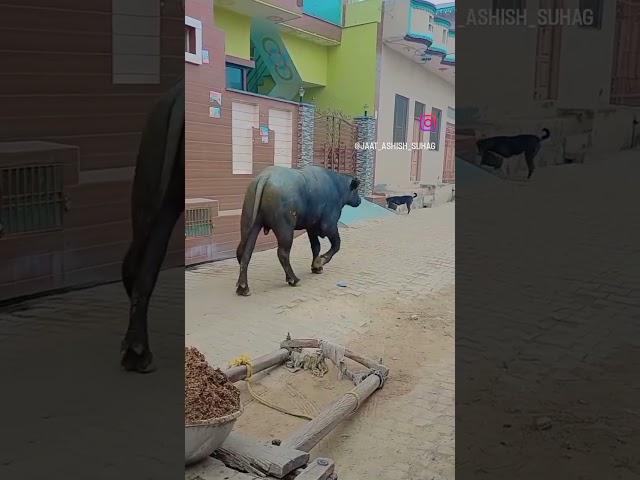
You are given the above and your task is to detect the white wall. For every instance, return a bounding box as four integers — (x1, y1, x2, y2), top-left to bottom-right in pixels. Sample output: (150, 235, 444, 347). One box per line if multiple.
(457, 0, 538, 119)
(376, 44, 455, 188)
(557, 0, 618, 109)
(382, 0, 411, 41)
(458, 0, 619, 119)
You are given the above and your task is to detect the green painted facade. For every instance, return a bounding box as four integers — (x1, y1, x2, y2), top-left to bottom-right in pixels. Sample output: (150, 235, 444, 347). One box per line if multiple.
(250, 18, 302, 101)
(214, 3, 380, 117)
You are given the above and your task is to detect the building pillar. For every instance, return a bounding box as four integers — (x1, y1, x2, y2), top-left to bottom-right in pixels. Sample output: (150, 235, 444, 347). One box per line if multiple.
(354, 116, 376, 196)
(298, 103, 315, 168)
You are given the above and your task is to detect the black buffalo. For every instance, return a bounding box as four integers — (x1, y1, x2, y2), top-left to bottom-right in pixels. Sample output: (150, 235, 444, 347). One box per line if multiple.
(236, 165, 361, 296)
(120, 78, 184, 373)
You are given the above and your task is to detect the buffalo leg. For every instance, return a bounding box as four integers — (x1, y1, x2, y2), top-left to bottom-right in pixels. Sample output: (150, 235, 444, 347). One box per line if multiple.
(236, 224, 260, 296)
(313, 228, 341, 270)
(308, 231, 323, 274)
(121, 234, 150, 297)
(236, 241, 243, 264)
(121, 203, 181, 373)
(275, 228, 299, 286)
(121, 243, 140, 298)
(236, 219, 252, 265)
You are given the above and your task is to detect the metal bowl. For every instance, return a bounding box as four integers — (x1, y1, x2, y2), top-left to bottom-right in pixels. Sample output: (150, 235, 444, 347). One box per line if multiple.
(185, 406, 243, 465)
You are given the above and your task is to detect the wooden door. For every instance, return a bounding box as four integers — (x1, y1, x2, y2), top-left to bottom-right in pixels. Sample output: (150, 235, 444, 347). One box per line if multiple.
(232, 102, 259, 174)
(442, 123, 455, 183)
(611, 0, 640, 106)
(533, 0, 563, 101)
(269, 109, 294, 168)
(410, 117, 423, 182)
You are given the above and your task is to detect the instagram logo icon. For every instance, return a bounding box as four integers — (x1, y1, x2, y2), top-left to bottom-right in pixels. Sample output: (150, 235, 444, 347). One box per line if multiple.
(419, 113, 436, 132)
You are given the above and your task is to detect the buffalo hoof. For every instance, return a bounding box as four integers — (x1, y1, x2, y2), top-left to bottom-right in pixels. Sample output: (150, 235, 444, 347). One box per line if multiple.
(311, 266, 323, 274)
(287, 277, 300, 287)
(121, 341, 156, 373)
(312, 257, 325, 270)
(236, 284, 251, 296)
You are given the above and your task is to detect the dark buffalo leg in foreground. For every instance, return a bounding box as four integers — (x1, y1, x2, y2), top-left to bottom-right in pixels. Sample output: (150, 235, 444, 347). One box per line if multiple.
(312, 227, 341, 271)
(236, 224, 261, 296)
(308, 231, 322, 273)
(274, 226, 300, 286)
(121, 172, 182, 372)
(120, 78, 184, 372)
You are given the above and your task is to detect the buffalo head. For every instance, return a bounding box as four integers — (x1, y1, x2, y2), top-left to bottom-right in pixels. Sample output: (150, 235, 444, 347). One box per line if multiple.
(346, 177, 362, 208)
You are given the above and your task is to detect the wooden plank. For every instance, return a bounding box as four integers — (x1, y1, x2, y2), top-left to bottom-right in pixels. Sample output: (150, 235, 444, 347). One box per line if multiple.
(283, 374, 381, 453)
(293, 458, 335, 480)
(185, 457, 262, 480)
(223, 348, 290, 383)
(215, 431, 309, 478)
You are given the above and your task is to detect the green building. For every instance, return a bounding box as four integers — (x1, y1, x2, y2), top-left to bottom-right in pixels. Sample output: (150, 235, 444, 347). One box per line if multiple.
(214, 0, 383, 117)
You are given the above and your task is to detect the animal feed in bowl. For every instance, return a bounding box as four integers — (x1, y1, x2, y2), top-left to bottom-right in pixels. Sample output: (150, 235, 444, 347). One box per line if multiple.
(185, 347, 240, 424)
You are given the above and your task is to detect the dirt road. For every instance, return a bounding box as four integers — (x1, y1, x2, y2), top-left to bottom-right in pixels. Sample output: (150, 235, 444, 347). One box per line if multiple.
(186, 204, 455, 479)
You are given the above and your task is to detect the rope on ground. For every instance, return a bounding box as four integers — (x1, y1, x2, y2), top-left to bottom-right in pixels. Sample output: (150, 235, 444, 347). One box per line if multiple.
(228, 355, 314, 421)
(286, 349, 329, 377)
(319, 340, 347, 380)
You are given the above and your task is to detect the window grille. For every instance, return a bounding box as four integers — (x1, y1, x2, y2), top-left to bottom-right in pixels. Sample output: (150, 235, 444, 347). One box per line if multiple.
(185, 207, 213, 237)
(0, 164, 64, 235)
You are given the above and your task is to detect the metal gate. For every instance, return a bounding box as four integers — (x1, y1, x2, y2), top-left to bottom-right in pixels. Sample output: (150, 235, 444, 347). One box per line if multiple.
(313, 110, 357, 175)
(611, 0, 640, 106)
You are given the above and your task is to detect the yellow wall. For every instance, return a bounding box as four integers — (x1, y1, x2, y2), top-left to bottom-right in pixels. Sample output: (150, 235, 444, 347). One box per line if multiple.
(345, 0, 382, 27)
(213, 7, 251, 60)
(309, 23, 379, 117)
(282, 33, 328, 86)
(213, 4, 379, 117)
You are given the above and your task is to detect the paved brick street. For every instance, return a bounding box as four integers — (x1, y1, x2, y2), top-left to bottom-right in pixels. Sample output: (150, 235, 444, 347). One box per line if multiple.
(457, 149, 640, 479)
(0, 202, 454, 479)
(187, 204, 455, 480)
(0, 269, 185, 479)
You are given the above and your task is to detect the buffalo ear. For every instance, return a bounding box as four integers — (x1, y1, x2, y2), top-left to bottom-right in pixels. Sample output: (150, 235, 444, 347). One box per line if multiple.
(350, 178, 361, 190)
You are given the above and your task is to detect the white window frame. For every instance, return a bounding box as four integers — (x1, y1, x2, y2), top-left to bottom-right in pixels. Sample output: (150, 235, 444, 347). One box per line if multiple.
(185, 16, 202, 65)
